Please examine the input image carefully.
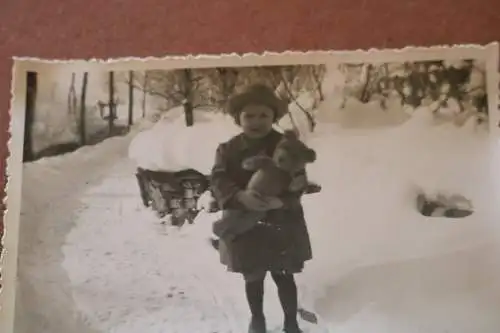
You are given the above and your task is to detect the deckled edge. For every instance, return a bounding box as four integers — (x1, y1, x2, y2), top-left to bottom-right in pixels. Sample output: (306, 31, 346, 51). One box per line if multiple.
(11, 42, 499, 72)
(0, 58, 24, 333)
(484, 42, 500, 245)
(484, 42, 500, 135)
(1, 42, 499, 332)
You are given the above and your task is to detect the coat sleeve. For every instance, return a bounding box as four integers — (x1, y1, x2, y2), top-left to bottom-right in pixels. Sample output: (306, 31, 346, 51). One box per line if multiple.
(210, 143, 243, 209)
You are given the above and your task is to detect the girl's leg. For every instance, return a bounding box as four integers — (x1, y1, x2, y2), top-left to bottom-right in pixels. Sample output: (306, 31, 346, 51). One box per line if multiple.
(243, 271, 267, 333)
(271, 272, 301, 333)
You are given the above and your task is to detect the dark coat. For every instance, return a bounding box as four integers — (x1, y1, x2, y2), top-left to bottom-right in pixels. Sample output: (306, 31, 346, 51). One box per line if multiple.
(210, 129, 313, 275)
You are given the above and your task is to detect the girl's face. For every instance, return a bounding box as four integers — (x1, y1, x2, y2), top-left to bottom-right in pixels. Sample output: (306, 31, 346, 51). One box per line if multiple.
(239, 104, 275, 138)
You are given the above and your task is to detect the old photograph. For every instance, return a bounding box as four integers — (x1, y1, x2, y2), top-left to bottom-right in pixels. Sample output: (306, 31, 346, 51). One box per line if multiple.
(3, 44, 500, 333)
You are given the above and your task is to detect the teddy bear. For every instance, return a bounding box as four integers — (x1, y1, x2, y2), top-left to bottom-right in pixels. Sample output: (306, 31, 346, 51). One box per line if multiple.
(212, 130, 317, 242)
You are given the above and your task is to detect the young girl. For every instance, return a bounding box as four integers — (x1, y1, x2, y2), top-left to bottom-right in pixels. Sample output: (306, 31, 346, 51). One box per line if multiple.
(210, 84, 313, 333)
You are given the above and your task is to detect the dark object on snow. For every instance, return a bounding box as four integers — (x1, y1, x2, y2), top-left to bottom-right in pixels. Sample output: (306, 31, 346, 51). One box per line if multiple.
(416, 192, 473, 218)
(135, 167, 218, 226)
(298, 307, 318, 324)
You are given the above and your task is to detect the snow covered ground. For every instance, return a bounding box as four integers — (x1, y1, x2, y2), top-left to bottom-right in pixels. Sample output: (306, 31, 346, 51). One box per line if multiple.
(14, 95, 500, 333)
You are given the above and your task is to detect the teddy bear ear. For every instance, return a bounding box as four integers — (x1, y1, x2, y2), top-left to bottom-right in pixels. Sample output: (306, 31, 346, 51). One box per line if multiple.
(283, 129, 299, 140)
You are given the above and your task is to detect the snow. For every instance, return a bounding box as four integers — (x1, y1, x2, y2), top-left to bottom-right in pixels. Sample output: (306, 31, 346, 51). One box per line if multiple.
(31, 101, 112, 153)
(276, 93, 317, 140)
(15, 94, 500, 333)
(31, 69, 164, 155)
(14, 123, 152, 333)
(128, 107, 240, 173)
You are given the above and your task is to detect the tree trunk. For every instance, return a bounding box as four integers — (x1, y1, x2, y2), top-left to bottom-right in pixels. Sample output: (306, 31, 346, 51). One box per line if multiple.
(23, 72, 37, 162)
(108, 71, 115, 134)
(68, 72, 78, 114)
(217, 68, 238, 108)
(359, 64, 373, 103)
(311, 66, 324, 101)
(128, 71, 134, 128)
(279, 74, 316, 132)
(184, 101, 194, 127)
(142, 72, 148, 118)
(183, 69, 194, 127)
(79, 72, 88, 145)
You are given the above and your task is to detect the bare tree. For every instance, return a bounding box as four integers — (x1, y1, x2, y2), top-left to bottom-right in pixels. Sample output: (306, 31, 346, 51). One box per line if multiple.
(23, 72, 37, 162)
(68, 73, 78, 115)
(202, 67, 239, 108)
(309, 65, 326, 101)
(181, 69, 195, 127)
(338, 60, 486, 120)
(273, 66, 317, 132)
(79, 72, 88, 145)
(127, 65, 329, 129)
(108, 71, 115, 134)
(129, 69, 206, 126)
(128, 71, 134, 127)
(233, 66, 282, 93)
(141, 72, 148, 118)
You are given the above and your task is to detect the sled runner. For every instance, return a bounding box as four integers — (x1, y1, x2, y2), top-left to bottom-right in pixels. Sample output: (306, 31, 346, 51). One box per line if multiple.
(135, 167, 218, 226)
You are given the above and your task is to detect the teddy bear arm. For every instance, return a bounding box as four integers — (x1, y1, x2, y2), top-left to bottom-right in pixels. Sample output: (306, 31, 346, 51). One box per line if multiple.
(288, 174, 308, 192)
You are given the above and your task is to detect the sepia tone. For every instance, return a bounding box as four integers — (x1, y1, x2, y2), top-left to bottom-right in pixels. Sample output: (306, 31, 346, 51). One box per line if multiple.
(3, 45, 499, 332)
(1, 1, 500, 333)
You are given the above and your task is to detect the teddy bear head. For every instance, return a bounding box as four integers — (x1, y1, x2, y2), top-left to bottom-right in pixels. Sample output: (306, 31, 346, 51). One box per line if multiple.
(272, 130, 316, 173)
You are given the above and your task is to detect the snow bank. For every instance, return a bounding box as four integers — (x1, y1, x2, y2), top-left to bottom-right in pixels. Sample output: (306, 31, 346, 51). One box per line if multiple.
(32, 102, 110, 153)
(298, 105, 497, 298)
(314, 95, 409, 129)
(128, 107, 240, 173)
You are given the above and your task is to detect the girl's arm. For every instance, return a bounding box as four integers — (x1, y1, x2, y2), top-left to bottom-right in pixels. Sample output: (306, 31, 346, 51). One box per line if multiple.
(210, 143, 244, 209)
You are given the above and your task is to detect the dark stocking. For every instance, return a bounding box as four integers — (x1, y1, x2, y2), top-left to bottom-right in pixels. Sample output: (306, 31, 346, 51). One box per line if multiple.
(245, 278, 265, 318)
(245, 278, 266, 332)
(271, 273, 301, 332)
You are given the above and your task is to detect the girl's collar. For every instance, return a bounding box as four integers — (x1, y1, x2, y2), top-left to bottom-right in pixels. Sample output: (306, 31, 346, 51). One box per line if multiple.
(238, 129, 280, 150)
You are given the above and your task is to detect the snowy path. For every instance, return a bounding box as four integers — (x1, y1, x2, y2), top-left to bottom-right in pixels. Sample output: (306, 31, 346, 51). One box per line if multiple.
(59, 152, 328, 333)
(14, 133, 138, 333)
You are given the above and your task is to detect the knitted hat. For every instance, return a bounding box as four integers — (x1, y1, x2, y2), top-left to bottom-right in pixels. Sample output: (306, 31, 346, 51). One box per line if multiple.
(226, 84, 289, 124)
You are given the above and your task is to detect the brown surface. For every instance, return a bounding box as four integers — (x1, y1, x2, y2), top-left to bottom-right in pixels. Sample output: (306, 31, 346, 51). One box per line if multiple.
(0, 0, 499, 235)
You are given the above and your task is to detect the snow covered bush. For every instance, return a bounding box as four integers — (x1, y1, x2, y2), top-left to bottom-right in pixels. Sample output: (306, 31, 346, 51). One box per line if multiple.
(128, 107, 240, 173)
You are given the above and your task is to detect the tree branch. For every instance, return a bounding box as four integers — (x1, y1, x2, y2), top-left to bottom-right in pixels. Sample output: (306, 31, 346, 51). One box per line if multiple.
(278, 70, 316, 131)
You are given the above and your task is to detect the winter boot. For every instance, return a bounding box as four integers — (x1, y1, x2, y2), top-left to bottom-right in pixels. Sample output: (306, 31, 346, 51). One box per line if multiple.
(248, 315, 267, 333)
(283, 318, 302, 333)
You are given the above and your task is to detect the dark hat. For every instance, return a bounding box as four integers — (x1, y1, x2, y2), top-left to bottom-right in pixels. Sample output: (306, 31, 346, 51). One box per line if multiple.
(226, 84, 289, 123)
